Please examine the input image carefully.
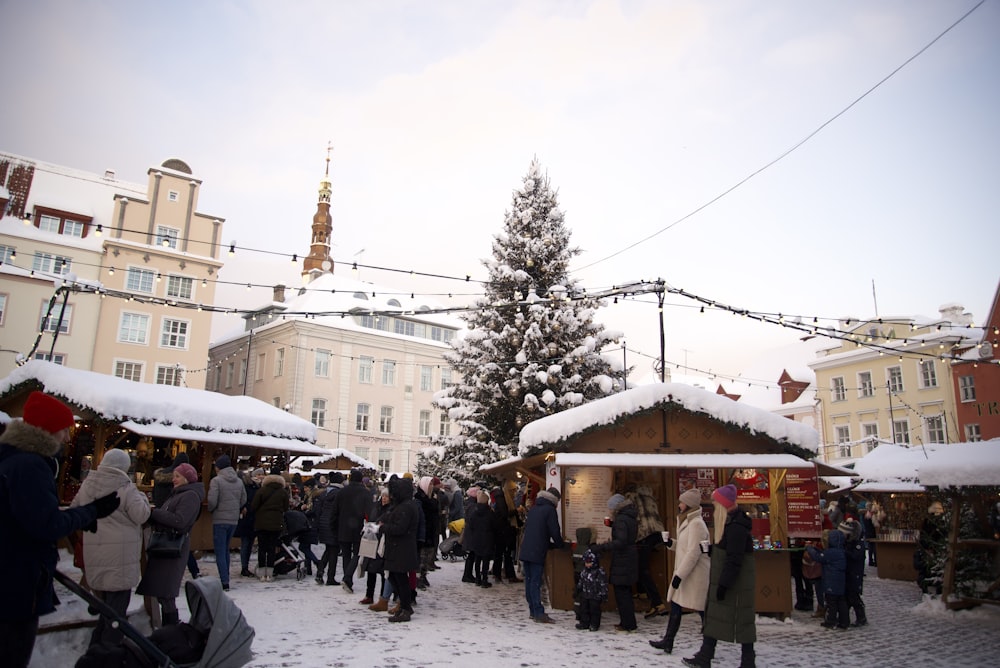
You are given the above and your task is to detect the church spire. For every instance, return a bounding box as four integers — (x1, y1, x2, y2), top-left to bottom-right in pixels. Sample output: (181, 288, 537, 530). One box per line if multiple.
(302, 143, 335, 283)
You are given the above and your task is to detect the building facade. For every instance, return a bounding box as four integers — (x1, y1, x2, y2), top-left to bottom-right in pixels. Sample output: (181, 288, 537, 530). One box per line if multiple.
(0, 152, 225, 387)
(808, 304, 983, 463)
(207, 159, 459, 473)
(950, 282, 1000, 442)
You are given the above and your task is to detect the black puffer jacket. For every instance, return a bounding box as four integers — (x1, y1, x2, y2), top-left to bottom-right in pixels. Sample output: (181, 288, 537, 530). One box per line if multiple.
(593, 498, 638, 586)
(381, 477, 419, 573)
(464, 501, 495, 559)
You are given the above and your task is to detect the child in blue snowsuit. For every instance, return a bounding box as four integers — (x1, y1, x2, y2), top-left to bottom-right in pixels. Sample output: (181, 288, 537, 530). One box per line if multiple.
(575, 548, 609, 631)
(807, 529, 848, 629)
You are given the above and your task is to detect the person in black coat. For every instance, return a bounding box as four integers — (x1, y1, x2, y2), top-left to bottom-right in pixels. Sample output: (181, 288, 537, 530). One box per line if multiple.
(490, 485, 520, 583)
(152, 451, 201, 579)
(415, 476, 441, 588)
(591, 493, 639, 632)
(380, 476, 419, 622)
(518, 486, 567, 623)
(839, 519, 867, 626)
(465, 490, 496, 588)
(334, 469, 374, 593)
(235, 468, 263, 577)
(0, 392, 119, 668)
(314, 472, 343, 585)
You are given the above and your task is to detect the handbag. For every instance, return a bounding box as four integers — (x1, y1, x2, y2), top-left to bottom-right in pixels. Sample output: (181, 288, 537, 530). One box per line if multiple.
(359, 522, 381, 559)
(147, 530, 185, 558)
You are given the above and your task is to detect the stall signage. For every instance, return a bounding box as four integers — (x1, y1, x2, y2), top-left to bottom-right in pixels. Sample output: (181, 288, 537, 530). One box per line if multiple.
(730, 468, 770, 503)
(786, 468, 822, 537)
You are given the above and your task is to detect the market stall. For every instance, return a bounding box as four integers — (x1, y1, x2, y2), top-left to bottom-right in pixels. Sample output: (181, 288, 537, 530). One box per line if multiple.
(482, 383, 848, 617)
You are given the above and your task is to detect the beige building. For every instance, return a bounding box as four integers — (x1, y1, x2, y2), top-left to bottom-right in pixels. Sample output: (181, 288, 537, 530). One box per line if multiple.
(0, 152, 225, 387)
(808, 304, 982, 464)
(207, 160, 460, 473)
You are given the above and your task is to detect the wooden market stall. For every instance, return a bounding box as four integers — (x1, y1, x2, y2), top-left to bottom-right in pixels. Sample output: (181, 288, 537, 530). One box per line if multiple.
(0, 360, 326, 551)
(482, 383, 849, 618)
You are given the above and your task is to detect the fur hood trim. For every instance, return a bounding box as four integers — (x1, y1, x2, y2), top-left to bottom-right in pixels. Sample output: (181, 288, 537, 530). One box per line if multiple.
(536, 489, 560, 506)
(262, 474, 286, 488)
(0, 419, 64, 457)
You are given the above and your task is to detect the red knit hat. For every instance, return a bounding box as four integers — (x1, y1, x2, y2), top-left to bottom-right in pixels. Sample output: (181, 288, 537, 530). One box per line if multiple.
(175, 462, 199, 484)
(22, 391, 75, 434)
(712, 484, 738, 510)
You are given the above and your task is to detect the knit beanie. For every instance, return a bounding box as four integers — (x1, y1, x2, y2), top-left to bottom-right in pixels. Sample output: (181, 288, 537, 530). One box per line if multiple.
(547, 486, 561, 500)
(839, 519, 861, 541)
(607, 493, 626, 511)
(712, 484, 738, 510)
(679, 488, 702, 510)
(215, 454, 232, 470)
(477, 490, 490, 504)
(175, 462, 198, 484)
(99, 448, 132, 473)
(22, 391, 75, 434)
(350, 468, 363, 482)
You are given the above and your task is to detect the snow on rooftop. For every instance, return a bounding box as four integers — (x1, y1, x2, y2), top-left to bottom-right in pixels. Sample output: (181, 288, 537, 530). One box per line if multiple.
(0, 360, 317, 443)
(917, 441, 1000, 488)
(517, 382, 819, 456)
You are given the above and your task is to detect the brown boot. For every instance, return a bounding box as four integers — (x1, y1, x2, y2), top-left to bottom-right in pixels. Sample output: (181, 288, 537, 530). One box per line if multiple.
(388, 603, 401, 615)
(369, 597, 389, 612)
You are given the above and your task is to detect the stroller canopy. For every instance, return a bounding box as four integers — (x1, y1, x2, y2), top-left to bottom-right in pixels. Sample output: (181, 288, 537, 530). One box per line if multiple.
(185, 577, 255, 668)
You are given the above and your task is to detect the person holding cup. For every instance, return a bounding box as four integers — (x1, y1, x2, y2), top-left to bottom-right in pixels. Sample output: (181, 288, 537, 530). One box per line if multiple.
(649, 488, 710, 654)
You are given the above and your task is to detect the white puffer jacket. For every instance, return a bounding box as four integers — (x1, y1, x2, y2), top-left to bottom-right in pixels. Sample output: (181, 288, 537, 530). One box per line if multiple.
(70, 466, 151, 591)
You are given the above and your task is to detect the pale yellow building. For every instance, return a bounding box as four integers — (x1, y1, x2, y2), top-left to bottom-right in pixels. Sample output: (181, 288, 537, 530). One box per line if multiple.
(207, 159, 459, 473)
(0, 153, 225, 387)
(808, 304, 982, 463)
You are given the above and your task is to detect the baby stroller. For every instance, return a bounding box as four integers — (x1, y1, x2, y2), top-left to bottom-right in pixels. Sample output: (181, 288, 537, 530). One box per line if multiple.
(272, 533, 306, 580)
(439, 534, 466, 561)
(60, 569, 255, 668)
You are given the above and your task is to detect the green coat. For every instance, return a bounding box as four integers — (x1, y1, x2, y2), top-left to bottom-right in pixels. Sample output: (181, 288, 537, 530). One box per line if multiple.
(702, 509, 756, 644)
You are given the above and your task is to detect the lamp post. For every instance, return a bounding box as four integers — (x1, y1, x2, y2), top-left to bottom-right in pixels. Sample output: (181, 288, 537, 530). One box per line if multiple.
(622, 340, 627, 391)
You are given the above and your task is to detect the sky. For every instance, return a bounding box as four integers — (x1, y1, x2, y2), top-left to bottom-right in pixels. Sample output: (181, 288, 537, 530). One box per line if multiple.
(3, 0, 998, 384)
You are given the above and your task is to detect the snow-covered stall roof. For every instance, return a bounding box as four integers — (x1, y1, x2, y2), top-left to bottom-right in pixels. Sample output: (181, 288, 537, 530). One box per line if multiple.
(517, 382, 820, 457)
(852, 442, 936, 492)
(556, 453, 814, 469)
(917, 441, 1000, 488)
(0, 360, 321, 453)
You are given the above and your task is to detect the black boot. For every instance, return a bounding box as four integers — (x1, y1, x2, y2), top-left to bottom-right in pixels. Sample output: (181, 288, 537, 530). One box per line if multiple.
(161, 610, 180, 626)
(648, 608, 682, 653)
(739, 643, 756, 668)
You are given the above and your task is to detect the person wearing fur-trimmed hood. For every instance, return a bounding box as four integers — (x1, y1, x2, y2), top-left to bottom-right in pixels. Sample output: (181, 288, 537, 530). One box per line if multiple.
(251, 472, 289, 582)
(517, 487, 567, 623)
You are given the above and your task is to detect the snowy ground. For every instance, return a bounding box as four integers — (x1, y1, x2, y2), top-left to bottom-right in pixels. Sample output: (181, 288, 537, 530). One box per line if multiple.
(32, 548, 1000, 668)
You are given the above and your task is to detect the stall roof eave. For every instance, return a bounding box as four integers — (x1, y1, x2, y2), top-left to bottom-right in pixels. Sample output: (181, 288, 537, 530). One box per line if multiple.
(482, 451, 851, 475)
(120, 420, 327, 456)
(853, 481, 927, 493)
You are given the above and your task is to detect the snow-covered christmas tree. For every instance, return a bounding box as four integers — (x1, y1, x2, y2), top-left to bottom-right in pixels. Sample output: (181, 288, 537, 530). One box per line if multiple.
(418, 159, 623, 486)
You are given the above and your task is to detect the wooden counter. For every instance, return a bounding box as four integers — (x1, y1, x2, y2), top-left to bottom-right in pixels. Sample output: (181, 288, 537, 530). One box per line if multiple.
(870, 540, 918, 581)
(545, 546, 792, 617)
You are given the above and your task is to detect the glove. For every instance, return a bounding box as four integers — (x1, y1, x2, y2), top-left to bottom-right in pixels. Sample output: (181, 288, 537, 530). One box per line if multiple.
(671, 575, 682, 589)
(716, 585, 727, 601)
(84, 520, 98, 533)
(92, 492, 121, 519)
(664, 538, 673, 548)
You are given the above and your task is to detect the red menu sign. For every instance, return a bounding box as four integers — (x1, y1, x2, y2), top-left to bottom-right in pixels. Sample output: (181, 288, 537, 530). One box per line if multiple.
(786, 468, 822, 537)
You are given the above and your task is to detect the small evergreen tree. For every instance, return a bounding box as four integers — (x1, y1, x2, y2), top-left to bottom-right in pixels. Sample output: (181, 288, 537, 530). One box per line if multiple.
(418, 159, 623, 486)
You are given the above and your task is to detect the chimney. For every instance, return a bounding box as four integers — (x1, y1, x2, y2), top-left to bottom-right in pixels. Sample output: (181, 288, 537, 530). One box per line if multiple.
(103, 169, 116, 180)
(273, 284, 286, 303)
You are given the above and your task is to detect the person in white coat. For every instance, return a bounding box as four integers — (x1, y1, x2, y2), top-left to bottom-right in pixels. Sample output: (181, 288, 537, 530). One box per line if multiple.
(70, 448, 151, 646)
(649, 488, 710, 654)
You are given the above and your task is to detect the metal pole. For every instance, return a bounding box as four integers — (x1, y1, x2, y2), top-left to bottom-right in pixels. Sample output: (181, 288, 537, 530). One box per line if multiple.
(242, 329, 253, 395)
(887, 382, 897, 443)
(622, 340, 627, 391)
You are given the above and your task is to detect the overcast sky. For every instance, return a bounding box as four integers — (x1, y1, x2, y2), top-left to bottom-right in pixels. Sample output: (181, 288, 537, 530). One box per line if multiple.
(4, 0, 997, 383)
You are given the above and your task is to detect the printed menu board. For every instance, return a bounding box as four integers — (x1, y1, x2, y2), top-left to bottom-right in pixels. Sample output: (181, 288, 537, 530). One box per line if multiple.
(786, 468, 822, 537)
(562, 465, 615, 544)
(677, 468, 717, 527)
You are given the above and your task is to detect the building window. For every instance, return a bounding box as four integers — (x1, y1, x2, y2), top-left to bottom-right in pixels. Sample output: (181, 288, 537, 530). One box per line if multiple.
(0, 293, 7, 326)
(887, 366, 903, 394)
(356, 446, 370, 462)
(892, 419, 910, 444)
(311, 399, 327, 428)
(166, 275, 193, 300)
(35, 211, 88, 237)
(918, 360, 938, 388)
(441, 368, 453, 390)
(382, 360, 396, 386)
(40, 302, 72, 333)
(965, 424, 982, 442)
(380, 406, 394, 433)
(315, 349, 330, 377)
(114, 360, 143, 382)
(156, 225, 179, 249)
(156, 365, 182, 386)
(118, 312, 150, 344)
(438, 412, 451, 437)
(0, 245, 16, 262)
(394, 320, 415, 336)
(419, 410, 431, 436)
(126, 267, 155, 294)
(160, 318, 189, 349)
(420, 365, 432, 391)
(359, 356, 374, 384)
(356, 403, 370, 431)
(959, 375, 976, 402)
(226, 362, 235, 388)
(858, 371, 874, 398)
(834, 425, 851, 458)
(862, 423, 879, 452)
(378, 449, 392, 473)
(274, 348, 284, 376)
(33, 352, 65, 365)
(831, 377, 846, 402)
(237, 360, 246, 386)
(256, 353, 265, 381)
(925, 415, 945, 444)
(32, 252, 71, 275)
(167, 190, 179, 202)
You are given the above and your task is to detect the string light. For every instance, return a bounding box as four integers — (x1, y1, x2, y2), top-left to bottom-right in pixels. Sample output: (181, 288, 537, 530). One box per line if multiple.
(228, 243, 235, 257)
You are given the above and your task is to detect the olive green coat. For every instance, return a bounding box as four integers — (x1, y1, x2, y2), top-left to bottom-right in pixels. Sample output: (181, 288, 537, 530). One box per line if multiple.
(702, 509, 756, 644)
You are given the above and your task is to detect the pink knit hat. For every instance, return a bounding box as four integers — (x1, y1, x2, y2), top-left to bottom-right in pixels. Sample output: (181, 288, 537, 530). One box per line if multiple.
(175, 462, 198, 484)
(712, 484, 738, 510)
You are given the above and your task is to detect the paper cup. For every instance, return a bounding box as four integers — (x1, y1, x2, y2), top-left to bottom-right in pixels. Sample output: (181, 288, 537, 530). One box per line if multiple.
(699, 540, 710, 554)
(661, 530, 670, 543)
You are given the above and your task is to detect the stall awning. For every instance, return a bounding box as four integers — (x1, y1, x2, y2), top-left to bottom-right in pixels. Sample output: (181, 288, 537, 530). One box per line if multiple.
(121, 421, 328, 456)
(555, 452, 827, 470)
(854, 481, 926, 493)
